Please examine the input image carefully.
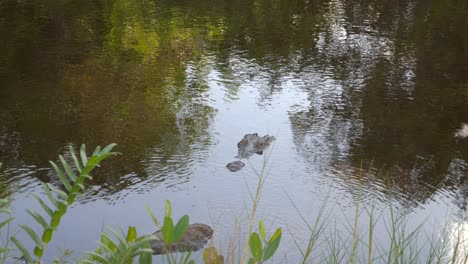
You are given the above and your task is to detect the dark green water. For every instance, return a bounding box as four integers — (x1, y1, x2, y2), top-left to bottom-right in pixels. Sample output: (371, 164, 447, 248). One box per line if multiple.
(0, 0, 467, 262)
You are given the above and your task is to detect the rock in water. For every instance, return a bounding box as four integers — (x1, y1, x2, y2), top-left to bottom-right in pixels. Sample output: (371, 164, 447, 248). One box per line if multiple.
(151, 223, 214, 255)
(226, 160, 245, 172)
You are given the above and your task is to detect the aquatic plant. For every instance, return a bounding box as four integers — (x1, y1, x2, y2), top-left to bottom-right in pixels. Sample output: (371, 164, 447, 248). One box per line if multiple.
(10, 144, 119, 264)
(0, 198, 13, 263)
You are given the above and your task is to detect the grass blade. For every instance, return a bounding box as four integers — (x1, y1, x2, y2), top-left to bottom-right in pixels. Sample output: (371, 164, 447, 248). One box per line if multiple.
(59, 155, 77, 182)
(42, 183, 59, 207)
(46, 184, 69, 200)
(0, 217, 13, 230)
(69, 146, 82, 173)
(49, 161, 72, 191)
(19, 224, 43, 247)
(32, 194, 54, 216)
(26, 210, 48, 229)
(11, 237, 33, 264)
(80, 144, 88, 167)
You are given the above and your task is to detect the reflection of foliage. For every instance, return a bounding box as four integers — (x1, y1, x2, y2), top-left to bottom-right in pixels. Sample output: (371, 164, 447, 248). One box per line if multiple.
(0, 0, 216, 197)
(280, 0, 468, 206)
(0, 0, 466, 205)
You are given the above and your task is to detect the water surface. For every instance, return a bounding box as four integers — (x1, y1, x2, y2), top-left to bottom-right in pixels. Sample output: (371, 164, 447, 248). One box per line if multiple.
(0, 0, 467, 262)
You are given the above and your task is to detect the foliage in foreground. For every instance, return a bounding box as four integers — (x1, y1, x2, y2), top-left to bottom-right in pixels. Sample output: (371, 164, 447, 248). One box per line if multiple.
(0, 144, 282, 264)
(1, 144, 465, 263)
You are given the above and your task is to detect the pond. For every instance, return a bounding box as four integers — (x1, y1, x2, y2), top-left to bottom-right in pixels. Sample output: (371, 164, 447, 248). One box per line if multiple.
(0, 0, 467, 262)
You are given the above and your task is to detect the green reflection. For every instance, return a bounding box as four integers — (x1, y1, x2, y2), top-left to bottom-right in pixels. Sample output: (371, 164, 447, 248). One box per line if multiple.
(0, 0, 466, 206)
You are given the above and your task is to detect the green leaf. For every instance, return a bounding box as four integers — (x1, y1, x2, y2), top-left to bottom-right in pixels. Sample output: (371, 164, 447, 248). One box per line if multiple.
(162, 216, 174, 244)
(59, 155, 77, 182)
(96, 241, 114, 255)
(249, 232, 263, 262)
(263, 228, 282, 261)
(11, 236, 34, 264)
(259, 220, 266, 240)
(26, 210, 48, 229)
(0, 217, 13, 229)
(93, 146, 101, 156)
(165, 200, 172, 218)
(85, 251, 110, 264)
(50, 161, 72, 191)
(42, 183, 59, 207)
(19, 224, 43, 249)
(101, 233, 117, 253)
(69, 146, 82, 173)
(32, 194, 54, 216)
(101, 143, 117, 155)
(145, 206, 160, 227)
(105, 226, 127, 250)
(0, 208, 11, 214)
(174, 215, 189, 242)
(138, 248, 153, 264)
(80, 144, 88, 167)
(47, 183, 69, 200)
(248, 258, 255, 264)
(127, 226, 137, 243)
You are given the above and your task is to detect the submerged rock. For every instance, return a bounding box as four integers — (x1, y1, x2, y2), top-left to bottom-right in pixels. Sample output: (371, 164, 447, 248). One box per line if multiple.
(226, 160, 245, 172)
(151, 223, 213, 255)
(236, 133, 275, 159)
